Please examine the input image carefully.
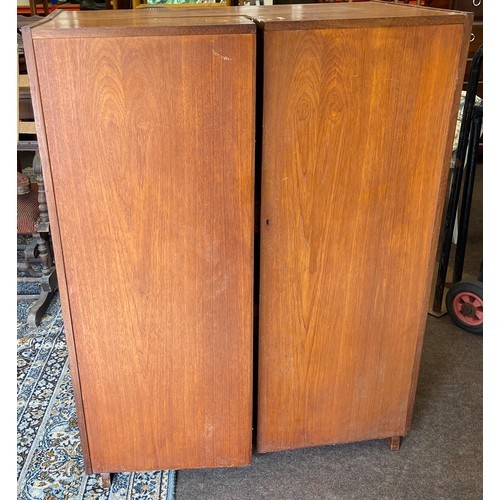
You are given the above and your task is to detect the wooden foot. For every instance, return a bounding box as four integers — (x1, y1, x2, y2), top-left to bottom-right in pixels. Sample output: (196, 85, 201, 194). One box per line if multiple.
(387, 436, 401, 451)
(101, 473, 111, 489)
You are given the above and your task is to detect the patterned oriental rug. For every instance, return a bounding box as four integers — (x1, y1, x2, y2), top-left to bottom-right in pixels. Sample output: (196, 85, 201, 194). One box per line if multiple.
(17, 293, 176, 499)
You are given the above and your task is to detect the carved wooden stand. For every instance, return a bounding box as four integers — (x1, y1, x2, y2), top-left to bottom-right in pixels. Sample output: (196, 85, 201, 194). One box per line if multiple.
(17, 150, 58, 326)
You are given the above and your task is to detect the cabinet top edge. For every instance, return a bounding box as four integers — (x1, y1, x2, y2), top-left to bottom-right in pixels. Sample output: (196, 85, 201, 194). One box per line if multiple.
(244, 2, 471, 31)
(26, 2, 471, 39)
(27, 12, 256, 39)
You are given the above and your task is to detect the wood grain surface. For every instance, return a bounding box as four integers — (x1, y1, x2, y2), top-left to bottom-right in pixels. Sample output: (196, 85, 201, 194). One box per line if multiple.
(32, 31, 255, 472)
(31, 14, 256, 38)
(257, 22, 467, 453)
(30, 2, 468, 38)
(21, 25, 94, 473)
(246, 1, 468, 31)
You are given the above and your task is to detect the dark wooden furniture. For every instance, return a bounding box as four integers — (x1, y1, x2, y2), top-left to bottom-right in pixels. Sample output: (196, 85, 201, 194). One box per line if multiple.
(451, 0, 483, 97)
(18, 14, 58, 325)
(18, 1, 79, 16)
(17, 15, 41, 153)
(29, 0, 49, 16)
(17, 151, 58, 326)
(253, 2, 471, 453)
(22, 11, 256, 478)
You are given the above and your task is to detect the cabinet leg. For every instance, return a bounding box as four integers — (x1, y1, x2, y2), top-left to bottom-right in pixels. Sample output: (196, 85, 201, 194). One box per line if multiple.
(387, 436, 401, 451)
(101, 473, 112, 489)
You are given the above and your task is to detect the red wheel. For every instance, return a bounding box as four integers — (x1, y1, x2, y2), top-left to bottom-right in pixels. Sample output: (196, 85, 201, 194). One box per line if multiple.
(446, 280, 483, 335)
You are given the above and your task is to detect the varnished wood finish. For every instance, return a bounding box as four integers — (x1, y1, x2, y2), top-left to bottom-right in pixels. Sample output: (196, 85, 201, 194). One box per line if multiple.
(26, 19, 255, 472)
(404, 10, 472, 430)
(30, 10, 256, 38)
(30, 2, 470, 35)
(257, 19, 470, 453)
(21, 26, 94, 474)
(246, 1, 468, 30)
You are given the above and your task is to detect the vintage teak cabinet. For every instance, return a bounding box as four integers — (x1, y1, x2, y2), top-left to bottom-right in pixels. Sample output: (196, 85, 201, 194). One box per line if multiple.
(22, 12, 256, 478)
(23, 2, 471, 481)
(254, 3, 472, 452)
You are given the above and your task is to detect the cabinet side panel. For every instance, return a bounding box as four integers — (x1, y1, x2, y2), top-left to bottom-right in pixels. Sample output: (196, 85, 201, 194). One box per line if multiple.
(22, 26, 93, 474)
(258, 24, 464, 452)
(33, 33, 255, 471)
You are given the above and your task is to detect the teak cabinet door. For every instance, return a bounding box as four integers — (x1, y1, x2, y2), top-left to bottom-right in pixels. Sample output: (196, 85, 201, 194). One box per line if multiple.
(31, 31, 255, 472)
(258, 23, 467, 452)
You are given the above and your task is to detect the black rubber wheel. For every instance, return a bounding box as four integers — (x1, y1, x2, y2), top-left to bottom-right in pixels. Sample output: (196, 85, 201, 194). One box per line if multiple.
(445, 280, 483, 335)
